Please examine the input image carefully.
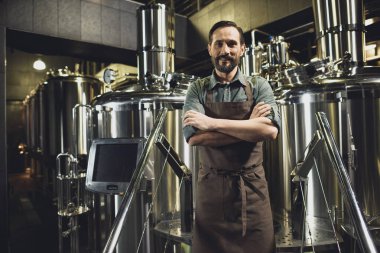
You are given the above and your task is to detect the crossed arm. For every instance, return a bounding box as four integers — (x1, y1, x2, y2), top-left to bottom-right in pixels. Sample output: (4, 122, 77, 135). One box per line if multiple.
(183, 102, 278, 147)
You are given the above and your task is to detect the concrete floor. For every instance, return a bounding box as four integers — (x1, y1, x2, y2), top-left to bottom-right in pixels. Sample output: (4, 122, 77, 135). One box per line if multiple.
(8, 171, 58, 253)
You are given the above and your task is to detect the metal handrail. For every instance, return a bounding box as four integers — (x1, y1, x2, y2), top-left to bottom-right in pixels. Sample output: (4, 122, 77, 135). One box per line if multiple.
(102, 108, 168, 253)
(316, 112, 378, 253)
(155, 133, 193, 233)
(155, 133, 192, 179)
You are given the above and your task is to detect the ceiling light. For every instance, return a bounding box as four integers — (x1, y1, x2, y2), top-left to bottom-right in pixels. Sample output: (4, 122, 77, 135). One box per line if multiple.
(33, 59, 46, 70)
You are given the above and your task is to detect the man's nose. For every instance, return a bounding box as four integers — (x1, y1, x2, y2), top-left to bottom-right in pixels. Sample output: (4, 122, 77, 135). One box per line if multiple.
(220, 42, 230, 55)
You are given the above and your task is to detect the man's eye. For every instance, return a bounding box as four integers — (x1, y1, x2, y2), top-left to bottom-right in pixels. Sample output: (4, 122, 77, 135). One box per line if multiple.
(227, 42, 237, 47)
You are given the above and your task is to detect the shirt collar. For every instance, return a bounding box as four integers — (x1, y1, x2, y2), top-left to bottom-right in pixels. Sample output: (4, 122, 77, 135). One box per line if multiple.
(208, 68, 246, 90)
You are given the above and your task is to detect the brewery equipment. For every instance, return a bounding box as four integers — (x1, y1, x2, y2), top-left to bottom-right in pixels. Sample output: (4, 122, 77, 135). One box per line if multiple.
(266, 61, 380, 251)
(312, 0, 365, 65)
(267, 36, 289, 67)
(137, 4, 175, 86)
(22, 67, 104, 252)
(23, 90, 41, 177)
(293, 112, 377, 252)
(88, 72, 196, 252)
(240, 43, 264, 77)
(239, 31, 295, 89)
(22, 83, 46, 181)
(72, 4, 198, 253)
(263, 0, 380, 250)
(41, 68, 104, 252)
(43, 67, 104, 158)
(264, 77, 346, 250)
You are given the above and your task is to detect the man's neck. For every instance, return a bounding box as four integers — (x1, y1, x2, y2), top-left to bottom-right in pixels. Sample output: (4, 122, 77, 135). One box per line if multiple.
(214, 67, 238, 83)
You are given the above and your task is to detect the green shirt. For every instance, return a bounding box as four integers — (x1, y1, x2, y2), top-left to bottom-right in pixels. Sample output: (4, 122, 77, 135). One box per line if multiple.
(182, 69, 280, 141)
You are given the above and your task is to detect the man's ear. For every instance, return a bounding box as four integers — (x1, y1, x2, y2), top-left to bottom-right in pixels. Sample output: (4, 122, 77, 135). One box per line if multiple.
(240, 44, 246, 57)
(208, 43, 211, 56)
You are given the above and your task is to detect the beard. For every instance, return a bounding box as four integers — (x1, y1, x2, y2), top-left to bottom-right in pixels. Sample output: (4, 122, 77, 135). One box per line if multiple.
(212, 55, 240, 73)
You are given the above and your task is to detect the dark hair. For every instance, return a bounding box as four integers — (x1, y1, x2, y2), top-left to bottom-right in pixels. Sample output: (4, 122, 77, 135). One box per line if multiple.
(208, 20, 245, 45)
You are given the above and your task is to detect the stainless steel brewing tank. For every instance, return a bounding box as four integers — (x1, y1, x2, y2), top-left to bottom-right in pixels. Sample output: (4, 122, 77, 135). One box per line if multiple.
(330, 68, 380, 226)
(36, 82, 47, 157)
(91, 88, 192, 214)
(44, 70, 103, 157)
(23, 95, 32, 152)
(90, 87, 195, 251)
(265, 66, 380, 230)
(137, 4, 175, 84)
(28, 89, 39, 155)
(265, 83, 345, 223)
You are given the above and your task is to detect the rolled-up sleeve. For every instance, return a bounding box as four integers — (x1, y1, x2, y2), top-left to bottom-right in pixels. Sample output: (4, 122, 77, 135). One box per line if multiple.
(182, 80, 206, 142)
(253, 77, 281, 131)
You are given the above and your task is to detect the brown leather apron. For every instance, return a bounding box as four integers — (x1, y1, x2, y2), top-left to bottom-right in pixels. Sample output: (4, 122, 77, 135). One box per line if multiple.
(193, 80, 275, 253)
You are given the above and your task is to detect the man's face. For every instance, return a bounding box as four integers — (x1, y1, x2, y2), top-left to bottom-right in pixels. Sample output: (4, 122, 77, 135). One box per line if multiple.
(208, 26, 245, 74)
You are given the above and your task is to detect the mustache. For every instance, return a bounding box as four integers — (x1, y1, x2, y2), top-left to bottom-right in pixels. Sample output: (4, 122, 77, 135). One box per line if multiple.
(216, 55, 234, 62)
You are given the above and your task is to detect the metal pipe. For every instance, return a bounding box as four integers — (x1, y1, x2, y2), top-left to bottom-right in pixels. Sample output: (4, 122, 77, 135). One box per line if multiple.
(312, 0, 365, 65)
(72, 104, 93, 157)
(102, 107, 168, 253)
(137, 4, 175, 86)
(316, 112, 378, 253)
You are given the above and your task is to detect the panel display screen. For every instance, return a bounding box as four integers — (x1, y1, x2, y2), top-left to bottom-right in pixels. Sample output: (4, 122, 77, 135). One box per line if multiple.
(86, 138, 145, 194)
(93, 143, 139, 182)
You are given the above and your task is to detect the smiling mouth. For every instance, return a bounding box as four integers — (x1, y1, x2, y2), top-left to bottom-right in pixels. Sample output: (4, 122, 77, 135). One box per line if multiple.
(217, 55, 233, 62)
(218, 58, 231, 64)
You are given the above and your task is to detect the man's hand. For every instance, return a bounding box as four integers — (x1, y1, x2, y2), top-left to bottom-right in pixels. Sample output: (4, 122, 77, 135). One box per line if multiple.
(250, 102, 271, 119)
(183, 110, 215, 131)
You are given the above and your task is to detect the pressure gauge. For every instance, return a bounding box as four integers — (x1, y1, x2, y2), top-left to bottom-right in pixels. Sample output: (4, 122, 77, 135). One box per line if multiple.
(103, 68, 116, 84)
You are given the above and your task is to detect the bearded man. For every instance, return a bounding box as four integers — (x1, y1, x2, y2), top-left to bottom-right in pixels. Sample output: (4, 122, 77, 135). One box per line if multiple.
(182, 20, 280, 253)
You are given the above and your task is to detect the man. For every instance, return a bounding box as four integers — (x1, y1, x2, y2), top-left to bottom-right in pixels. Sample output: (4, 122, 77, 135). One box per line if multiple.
(182, 20, 280, 253)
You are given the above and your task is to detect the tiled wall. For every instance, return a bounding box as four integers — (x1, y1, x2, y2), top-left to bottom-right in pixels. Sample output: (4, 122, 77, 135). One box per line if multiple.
(5, 0, 141, 50)
(4, 0, 191, 57)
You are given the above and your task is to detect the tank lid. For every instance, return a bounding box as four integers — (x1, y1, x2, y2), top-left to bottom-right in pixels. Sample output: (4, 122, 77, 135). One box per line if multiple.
(315, 66, 380, 84)
(138, 3, 171, 11)
(91, 89, 187, 107)
(46, 66, 94, 78)
(45, 66, 103, 83)
(46, 66, 73, 78)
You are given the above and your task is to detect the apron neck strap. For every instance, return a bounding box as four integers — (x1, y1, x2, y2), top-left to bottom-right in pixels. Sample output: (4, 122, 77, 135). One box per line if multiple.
(206, 77, 252, 103)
